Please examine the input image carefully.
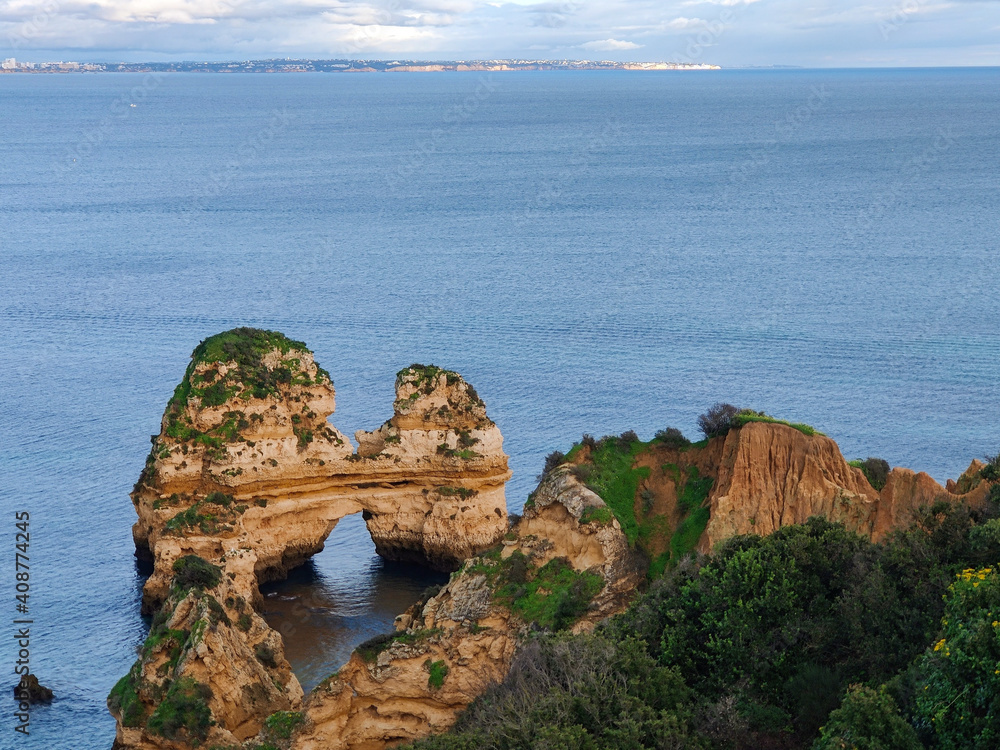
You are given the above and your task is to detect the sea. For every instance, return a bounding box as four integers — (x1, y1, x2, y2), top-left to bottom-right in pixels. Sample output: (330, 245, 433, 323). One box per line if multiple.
(1, 67, 998, 749)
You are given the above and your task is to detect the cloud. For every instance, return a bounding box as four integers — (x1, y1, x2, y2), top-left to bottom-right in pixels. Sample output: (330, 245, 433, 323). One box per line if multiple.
(0, 0, 997, 65)
(580, 37, 642, 50)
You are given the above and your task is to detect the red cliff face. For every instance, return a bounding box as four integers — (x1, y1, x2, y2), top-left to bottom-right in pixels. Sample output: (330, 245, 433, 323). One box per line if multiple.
(703, 422, 987, 552)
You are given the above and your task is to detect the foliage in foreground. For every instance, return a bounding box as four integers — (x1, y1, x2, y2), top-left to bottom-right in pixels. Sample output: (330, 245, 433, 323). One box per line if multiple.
(405, 503, 1000, 750)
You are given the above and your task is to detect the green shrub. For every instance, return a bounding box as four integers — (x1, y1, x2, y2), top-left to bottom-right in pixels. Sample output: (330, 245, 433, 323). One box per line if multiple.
(981, 453, 1000, 483)
(236, 613, 252, 632)
(255, 643, 278, 669)
(496, 557, 603, 631)
(850, 457, 891, 492)
(146, 677, 213, 742)
(426, 659, 450, 689)
(538, 450, 566, 480)
(654, 427, 691, 448)
(698, 402, 740, 438)
(355, 632, 397, 663)
(913, 565, 1000, 748)
(814, 685, 921, 750)
(172, 555, 222, 590)
(263, 710, 305, 739)
(404, 634, 693, 750)
(407, 507, 1000, 750)
(108, 666, 145, 727)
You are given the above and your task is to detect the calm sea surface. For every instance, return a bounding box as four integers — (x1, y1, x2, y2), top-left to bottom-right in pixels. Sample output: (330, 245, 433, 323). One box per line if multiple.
(2, 68, 999, 749)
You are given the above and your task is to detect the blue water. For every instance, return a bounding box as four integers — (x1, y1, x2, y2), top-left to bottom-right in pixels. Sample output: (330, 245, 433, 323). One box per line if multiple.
(1, 68, 999, 749)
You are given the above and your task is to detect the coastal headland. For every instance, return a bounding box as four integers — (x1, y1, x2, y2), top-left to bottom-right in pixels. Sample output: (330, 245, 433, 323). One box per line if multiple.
(110, 327, 991, 750)
(0, 58, 721, 74)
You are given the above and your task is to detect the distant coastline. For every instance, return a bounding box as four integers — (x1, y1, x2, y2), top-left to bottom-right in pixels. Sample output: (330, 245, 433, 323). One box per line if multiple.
(0, 57, 721, 73)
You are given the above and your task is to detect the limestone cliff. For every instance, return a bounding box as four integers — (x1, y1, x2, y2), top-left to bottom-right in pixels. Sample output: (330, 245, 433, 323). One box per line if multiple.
(288, 467, 643, 750)
(113, 329, 511, 749)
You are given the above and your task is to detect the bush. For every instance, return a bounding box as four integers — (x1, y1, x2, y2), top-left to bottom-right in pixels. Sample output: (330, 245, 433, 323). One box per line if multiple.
(539, 451, 566, 480)
(171, 555, 222, 591)
(146, 677, 213, 741)
(426, 659, 450, 689)
(618, 430, 640, 449)
(913, 565, 1000, 749)
(263, 710, 305, 739)
(356, 632, 397, 663)
(108, 667, 145, 727)
(405, 634, 694, 750)
(981, 453, 1000, 483)
(654, 427, 691, 448)
(814, 685, 921, 750)
(255, 643, 278, 669)
(698, 403, 740, 438)
(850, 457, 891, 492)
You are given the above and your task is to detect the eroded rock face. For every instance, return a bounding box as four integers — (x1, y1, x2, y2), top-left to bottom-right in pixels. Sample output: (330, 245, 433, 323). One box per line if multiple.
(114, 330, 511, 749)
(702, 422, 988, 551)
(111, 569, 301, 750)
(290, 468, 643, 750)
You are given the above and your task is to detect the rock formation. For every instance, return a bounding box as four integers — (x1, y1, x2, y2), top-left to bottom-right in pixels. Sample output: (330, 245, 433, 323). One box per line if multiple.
(288, 466, 643, 750)
(113, 339, 994, 750)
(703, 422, 989, 550)
(112, 329, 511, 749)
(14, 674, 53, 703)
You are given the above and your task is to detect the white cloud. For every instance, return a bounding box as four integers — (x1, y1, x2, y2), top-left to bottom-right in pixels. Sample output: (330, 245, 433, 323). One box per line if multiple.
(0, 0, 997, 65)
(580, 37, 642, 50)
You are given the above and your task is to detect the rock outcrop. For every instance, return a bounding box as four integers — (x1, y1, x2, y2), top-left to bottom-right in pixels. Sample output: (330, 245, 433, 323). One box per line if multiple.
(114, 341, 994, 750)
(112, 329, 511, 749)
(14, 674, 53, 704)
(703, 422, 989, 550)
(289, 466, 643, 750)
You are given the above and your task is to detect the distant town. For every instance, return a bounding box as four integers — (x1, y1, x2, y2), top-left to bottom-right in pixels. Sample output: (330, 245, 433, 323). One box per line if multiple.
(0, 57, 720, 73)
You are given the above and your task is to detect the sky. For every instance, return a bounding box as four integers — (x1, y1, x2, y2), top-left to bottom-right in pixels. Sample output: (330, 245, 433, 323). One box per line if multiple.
(2, 0, 999, 67)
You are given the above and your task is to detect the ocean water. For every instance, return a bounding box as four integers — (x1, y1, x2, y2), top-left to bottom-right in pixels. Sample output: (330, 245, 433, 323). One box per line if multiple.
(1, 68, 999, 749)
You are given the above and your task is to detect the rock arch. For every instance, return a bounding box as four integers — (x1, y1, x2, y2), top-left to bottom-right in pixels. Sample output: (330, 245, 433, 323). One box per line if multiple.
(130, 331, 511, 615)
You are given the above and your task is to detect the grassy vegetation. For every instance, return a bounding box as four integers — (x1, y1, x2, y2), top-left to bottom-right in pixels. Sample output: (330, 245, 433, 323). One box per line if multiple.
(477, 552, 603, 631)
(354, 629, 444, 663)
(160, 328, 324, 452)
(730, 410, 824, 437)
(108, 666, 146, 727)
(171, 555, 222, 591)
(164, 494, 248, 536)
(579, 435, 651, 545)
(146, 677, 214, 742)
(397, 363, 462, 393)
(579, 505, 615, 525)
(426, 660, 450, 690)
(263, 710, 305, 740)
(255, 644, 278, 669)
(560, 433, 717, 578)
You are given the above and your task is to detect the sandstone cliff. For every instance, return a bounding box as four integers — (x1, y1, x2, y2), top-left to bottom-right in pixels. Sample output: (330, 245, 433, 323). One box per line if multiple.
(703, 422, 989, 550)
(113, 329, 511, 749)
